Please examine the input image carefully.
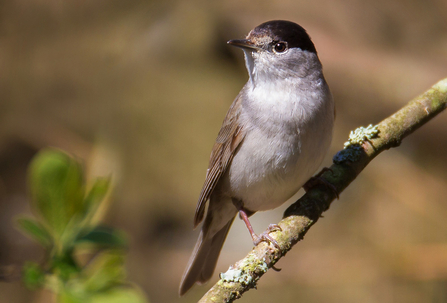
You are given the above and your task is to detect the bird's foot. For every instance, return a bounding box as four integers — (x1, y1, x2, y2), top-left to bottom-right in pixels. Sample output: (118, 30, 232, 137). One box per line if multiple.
(236, 207, 282, 249)
(252, 224, 282, 249)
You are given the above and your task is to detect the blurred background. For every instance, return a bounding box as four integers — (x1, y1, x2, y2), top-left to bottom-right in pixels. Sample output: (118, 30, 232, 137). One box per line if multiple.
(1, 0, 447, 302)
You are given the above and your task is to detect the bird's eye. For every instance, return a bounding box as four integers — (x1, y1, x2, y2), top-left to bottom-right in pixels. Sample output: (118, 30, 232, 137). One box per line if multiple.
(273, 42, 287, 53)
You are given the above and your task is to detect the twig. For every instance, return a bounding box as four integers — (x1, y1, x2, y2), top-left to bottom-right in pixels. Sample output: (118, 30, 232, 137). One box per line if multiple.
(198, 78, 447, 303)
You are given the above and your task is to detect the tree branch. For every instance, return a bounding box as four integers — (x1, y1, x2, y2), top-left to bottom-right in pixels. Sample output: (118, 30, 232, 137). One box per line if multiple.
(198, 78, 447, 303)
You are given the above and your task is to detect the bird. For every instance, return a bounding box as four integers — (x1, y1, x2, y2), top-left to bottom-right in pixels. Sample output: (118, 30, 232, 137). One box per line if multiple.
(179, 20, 335, 295)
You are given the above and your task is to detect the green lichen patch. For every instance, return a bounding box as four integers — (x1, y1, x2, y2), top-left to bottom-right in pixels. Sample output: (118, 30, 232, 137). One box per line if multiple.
(344, 124, 379, 148)
(258, 260, 268, 273)
(333, 124, 379, 164)
(219, 257, 269, 287)
(220, 268, 252, 285)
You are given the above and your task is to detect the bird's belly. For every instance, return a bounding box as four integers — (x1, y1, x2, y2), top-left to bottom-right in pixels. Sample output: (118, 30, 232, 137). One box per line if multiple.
(224, 126, 328, 212)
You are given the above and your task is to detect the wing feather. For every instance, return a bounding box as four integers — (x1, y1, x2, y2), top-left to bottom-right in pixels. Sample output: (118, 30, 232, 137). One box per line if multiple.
(193, 94, 245, 227)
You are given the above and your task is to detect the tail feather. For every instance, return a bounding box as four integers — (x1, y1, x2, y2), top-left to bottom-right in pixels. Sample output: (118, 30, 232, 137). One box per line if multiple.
(179, 218, 234, 295)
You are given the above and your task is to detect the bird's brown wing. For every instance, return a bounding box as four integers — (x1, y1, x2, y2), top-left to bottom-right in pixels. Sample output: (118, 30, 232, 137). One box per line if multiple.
(193, 94, 245, 227)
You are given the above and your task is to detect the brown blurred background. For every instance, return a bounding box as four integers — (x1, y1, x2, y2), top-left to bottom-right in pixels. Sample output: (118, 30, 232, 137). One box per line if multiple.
(1, 0, 447, 302)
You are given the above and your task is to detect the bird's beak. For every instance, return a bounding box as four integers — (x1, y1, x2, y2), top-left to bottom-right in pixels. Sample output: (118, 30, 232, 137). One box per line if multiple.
(227, 39, 260, 50)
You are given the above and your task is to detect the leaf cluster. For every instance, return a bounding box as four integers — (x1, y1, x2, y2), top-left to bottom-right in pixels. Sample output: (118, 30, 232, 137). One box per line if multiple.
(16, 149, 147, 303)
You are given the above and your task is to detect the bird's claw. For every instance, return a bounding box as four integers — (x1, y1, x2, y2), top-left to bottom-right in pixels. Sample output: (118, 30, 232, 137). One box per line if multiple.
(253, 224, 282, 249)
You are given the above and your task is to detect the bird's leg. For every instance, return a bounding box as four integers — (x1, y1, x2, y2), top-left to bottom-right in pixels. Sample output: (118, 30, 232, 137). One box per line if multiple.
(232, 199, 281, 249)
(239, 209, 281, 248)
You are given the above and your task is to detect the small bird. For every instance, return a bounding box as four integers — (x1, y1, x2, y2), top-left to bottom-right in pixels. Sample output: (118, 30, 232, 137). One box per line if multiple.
(179, 20, 335, 295)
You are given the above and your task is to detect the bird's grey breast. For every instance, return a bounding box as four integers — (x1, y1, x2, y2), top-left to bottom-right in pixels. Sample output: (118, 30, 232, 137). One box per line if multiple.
(223, 74, 333, 210)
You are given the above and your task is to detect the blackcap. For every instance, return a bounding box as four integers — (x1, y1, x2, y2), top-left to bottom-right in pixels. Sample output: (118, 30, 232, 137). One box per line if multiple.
(179, 20, 335, 295)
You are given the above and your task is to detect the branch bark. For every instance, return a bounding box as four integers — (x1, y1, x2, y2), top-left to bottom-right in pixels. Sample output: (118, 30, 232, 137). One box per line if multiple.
(198, 78, 447, 303)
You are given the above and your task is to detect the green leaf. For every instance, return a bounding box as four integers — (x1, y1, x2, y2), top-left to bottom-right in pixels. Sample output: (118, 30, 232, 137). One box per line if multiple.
(59, 285, 149, 303)
(51, 252, 81, 282)
(28, 149, 85, 237)
(83, 251, 126, 292)
(89, 286, 149, 303)
(22, 262, 45, 290)
(76, 226, 127, 249)
(59, 290, 85, 303)
(16, 217, 52, 248)
(83, 177, 111, 218)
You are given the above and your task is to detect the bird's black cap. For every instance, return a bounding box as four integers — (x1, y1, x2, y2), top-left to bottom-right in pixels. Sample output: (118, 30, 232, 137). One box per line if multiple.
(247, 20, 317, 54)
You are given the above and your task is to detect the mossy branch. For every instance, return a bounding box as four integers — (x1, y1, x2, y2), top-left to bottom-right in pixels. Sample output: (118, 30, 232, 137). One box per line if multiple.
(198, 78, 447, 303)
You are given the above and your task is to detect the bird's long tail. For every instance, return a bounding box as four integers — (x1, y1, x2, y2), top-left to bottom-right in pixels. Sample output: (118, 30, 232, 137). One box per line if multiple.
(179, 218, 235, 295)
